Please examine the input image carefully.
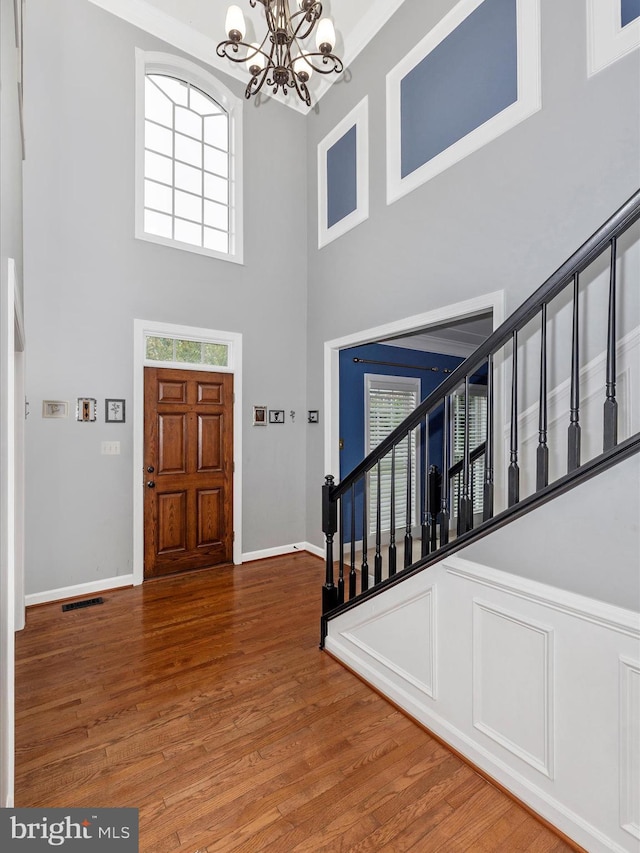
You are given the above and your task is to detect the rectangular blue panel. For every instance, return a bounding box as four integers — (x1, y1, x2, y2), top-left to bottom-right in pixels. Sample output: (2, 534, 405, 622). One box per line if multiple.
(327, 125, 357, 229)
(622, 0, 640, 27)
(400, 0, 518, 179)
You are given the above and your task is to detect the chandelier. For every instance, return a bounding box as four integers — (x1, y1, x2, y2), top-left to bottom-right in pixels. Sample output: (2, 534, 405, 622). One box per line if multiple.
(216, 1, 343, 107)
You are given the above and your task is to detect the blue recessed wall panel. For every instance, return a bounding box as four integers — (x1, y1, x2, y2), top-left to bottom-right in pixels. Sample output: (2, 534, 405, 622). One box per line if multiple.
(622, 0, 640, 27)
(327, 125, 357, 228)
(400, 0, 518, 179)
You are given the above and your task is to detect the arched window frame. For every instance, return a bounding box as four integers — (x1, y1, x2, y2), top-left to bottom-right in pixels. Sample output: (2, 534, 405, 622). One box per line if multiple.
(135, 49, 244, 264)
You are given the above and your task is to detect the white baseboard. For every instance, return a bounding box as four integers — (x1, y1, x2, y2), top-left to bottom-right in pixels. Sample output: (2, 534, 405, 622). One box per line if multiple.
(26, 545, 325, 606)
(25, 574, 135, 608)
(241, 542, 323, 563)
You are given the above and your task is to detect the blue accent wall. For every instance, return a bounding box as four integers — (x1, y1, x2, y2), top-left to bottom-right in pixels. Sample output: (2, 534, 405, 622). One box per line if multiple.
(400, 0, 518, 179)
(622, 0, 640, 26)
(327, 125, 357, 228)
(339, 343, 465, 479)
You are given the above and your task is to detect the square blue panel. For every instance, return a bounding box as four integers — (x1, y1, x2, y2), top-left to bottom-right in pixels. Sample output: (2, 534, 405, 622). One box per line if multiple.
(400, 0, 518, 179)
(622, 0, 640, 27)
(327, 125, 357, 229)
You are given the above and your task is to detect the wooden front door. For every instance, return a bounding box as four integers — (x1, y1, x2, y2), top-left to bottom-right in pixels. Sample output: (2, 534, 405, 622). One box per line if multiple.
(144, 367, 233, 579)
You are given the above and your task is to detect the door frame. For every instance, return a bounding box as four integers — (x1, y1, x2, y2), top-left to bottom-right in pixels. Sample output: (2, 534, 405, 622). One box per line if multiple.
(323, 292, 506, 483)
(1, 258, 25, 807)
(133, 319, 243, 585)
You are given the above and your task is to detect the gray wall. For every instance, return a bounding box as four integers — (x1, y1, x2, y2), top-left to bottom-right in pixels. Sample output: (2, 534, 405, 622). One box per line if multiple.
(304, 0, 640, 550)
(1, 0, 23, 299)
(23, 0, 308, 594)
(460, 453, 640, 611)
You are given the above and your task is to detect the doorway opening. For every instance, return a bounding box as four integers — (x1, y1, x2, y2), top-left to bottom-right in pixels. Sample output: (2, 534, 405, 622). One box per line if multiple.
(323, 292, 504, 483)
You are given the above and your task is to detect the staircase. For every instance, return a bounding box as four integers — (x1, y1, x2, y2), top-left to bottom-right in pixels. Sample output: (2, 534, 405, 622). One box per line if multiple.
(321, 189, 640, 641)
(318, 191, 640, 852)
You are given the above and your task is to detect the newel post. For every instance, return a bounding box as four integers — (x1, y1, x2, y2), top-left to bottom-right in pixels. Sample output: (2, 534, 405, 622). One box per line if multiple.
(322, 475, 339, 614)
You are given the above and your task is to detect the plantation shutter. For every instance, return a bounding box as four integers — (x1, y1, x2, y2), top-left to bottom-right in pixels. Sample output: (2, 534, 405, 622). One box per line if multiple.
(365, 375, 420, 535)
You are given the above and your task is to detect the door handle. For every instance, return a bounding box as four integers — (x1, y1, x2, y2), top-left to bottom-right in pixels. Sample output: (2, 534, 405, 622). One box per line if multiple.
(147, 466, 155, 473)
(147, 481, 156, 488)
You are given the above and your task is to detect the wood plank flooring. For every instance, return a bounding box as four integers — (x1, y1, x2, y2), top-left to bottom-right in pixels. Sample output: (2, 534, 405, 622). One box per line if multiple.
(15, 553, 578, 852)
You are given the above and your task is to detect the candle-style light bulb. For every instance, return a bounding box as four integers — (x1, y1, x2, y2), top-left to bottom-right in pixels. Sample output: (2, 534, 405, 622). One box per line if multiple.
(316, 17, 335, 53)
(225, 5, 246, 41)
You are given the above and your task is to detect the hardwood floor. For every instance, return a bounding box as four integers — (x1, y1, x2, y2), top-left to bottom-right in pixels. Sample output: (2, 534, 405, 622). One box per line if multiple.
(15, 553, 578, 852)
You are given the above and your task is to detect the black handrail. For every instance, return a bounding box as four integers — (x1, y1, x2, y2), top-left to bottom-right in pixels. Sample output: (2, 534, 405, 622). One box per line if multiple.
(330, 189, 640, 502)
(448, 441, 486, 480)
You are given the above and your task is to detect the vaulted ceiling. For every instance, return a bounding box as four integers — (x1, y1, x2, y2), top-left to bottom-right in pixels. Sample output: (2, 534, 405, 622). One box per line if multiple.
(87, 0, 408, 111)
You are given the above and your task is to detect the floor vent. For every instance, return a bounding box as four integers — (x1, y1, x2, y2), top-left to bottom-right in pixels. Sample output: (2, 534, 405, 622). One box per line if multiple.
(61, 596, 104, 612)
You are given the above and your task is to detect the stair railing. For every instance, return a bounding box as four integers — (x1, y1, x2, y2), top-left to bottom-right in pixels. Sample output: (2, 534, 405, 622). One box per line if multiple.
(321, 190, 640, 630)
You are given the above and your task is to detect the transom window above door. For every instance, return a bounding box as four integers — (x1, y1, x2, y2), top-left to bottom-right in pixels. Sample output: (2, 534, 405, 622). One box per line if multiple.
(135, 51, 243, 264)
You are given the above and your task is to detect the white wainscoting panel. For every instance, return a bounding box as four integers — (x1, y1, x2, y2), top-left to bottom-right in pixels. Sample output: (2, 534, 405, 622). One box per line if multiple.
(473, 601, 554, 777)
(619, 657, 640, 840)
(324, 553, 640, 853)
(340, 586, 436, 699)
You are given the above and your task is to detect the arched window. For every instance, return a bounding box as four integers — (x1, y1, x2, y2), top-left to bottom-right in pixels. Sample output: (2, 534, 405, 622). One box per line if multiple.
(135, 50, 243, 264)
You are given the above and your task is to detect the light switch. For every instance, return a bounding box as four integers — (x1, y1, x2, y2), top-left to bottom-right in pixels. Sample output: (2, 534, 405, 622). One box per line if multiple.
(101, 441, 120, 455)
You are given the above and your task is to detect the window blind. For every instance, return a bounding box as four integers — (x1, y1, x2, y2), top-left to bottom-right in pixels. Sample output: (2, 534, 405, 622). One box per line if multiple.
(366, 376, 419, 535)
(452, 388, 487, 516)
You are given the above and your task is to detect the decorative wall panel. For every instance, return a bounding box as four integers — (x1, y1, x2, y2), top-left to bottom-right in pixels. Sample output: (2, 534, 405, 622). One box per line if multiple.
(620, 657, 640, 839)
(473, 600, 554, 777)
(588, 0, 640, 75)
(341, 587, 436, 698)
(386, 0, 541, 204)
(318, 98, 369, 248)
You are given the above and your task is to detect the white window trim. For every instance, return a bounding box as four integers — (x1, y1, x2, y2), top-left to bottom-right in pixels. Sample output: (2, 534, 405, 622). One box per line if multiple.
(318, 97, 369, 249)
(386, 0, 541, 205)
(135, 49, 244, 264)
(587, 0, 640, 76)
(132, 319, 243, 584)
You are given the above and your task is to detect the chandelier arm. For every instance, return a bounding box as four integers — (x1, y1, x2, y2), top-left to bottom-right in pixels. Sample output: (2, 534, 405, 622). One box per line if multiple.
(282, 42, 311, 107)
(295, 50, 343, 75)
(216, 31, 274, 67)
(286, 64, 311, 106)
(290, 3, 322, 42)
(245, 66, 270, 99)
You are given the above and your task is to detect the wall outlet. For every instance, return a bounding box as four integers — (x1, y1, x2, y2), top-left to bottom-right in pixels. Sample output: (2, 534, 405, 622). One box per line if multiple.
(101, 441, 120, 455)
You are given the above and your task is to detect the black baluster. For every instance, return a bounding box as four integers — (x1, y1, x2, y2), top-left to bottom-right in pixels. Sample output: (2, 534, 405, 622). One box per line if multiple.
(337, 494, 345, 604)
(429, 464, 440, 551)
(421, 415, 430, 557)
(404, 430, 413, 567)
(374, 462, 382, 585)
(483, 354, 494, 521)
(604, 237, 618, 451)
(322, 475, 338, 614)
(389, 447, 397, 577)
(361, 473, 369, 592)
(458, 376, 473, 534)
(440, 397, 451, 545)
(508, 331, 520, 506)
(536, 304, 549, 490)
(568, 273, 581, 472)
(349, 483, 357, 599)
